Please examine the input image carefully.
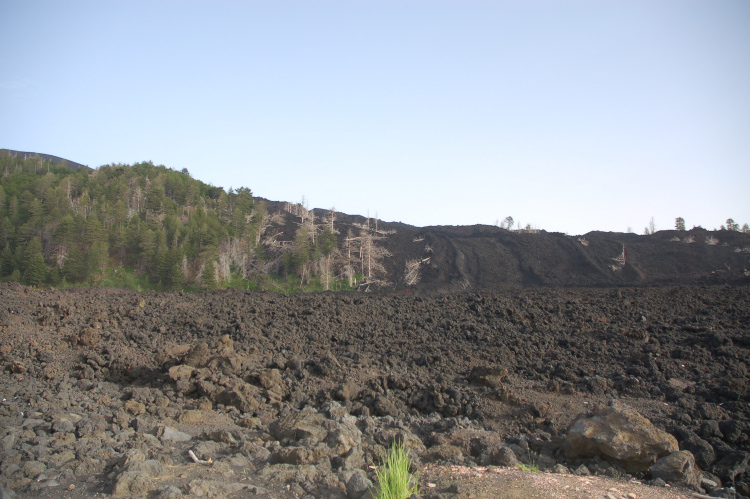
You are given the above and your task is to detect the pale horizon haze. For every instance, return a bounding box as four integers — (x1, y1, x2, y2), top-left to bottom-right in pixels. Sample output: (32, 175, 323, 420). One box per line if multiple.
(1, 1, 749, 235)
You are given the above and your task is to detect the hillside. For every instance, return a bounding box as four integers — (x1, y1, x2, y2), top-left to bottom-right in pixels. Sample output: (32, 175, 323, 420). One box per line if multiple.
(1, 149, 90, 171)
(1, 150, 749, 291)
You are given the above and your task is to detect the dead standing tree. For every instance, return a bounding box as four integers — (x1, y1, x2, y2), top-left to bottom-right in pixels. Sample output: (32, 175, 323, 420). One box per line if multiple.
(251, 202, 285, 247)
(610, 244, 626, 272)
(350, 216, 393, 290)
(318, 208, 339, 290)
(343, 228, 357, 287)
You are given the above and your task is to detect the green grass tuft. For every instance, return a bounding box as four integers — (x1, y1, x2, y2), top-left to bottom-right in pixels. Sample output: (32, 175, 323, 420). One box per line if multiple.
(373, 441, 419, 499)
(518, 450, 540, 472)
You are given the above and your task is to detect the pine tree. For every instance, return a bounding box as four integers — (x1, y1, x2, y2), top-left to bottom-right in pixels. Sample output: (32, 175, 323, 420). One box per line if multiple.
(24, 252, 46, 286)
(202, 260, 217, 290)
(0, 244, 14, 278)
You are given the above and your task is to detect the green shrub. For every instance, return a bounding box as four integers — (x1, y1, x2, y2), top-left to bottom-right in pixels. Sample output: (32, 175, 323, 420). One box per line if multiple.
(373, 441, 419, 499)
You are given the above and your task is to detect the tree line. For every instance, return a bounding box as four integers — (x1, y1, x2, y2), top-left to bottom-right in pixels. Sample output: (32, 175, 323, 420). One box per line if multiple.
(0, 153, 394, 291)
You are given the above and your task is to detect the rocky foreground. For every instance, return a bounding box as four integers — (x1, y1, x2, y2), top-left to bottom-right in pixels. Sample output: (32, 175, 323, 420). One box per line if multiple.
(1, 283, 749, 498)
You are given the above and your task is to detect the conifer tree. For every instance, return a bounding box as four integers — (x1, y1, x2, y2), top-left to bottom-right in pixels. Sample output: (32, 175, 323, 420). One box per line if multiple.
(0, 244, 14, 278)
(24, 252, 46, 286)
(202, 260, 217, 290)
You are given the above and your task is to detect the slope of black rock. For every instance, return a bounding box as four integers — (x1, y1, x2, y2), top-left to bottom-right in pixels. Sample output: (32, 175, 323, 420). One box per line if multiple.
(265, 199, 750, 290)
(1, 283, 749, 497)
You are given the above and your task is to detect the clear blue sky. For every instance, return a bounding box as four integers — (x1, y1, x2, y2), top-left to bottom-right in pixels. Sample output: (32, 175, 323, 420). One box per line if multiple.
(2, 1, 749, 235)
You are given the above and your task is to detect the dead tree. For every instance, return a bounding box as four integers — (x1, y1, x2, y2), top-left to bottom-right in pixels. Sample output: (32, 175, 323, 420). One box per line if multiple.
(404, 257, 431, 286)
(610, 244, 626, 271)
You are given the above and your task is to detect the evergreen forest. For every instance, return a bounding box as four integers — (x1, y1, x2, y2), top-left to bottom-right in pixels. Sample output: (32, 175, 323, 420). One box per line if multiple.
(0, 152, 374, 291)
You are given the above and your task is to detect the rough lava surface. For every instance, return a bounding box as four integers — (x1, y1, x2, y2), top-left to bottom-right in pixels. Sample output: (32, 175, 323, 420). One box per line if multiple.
(1, 282, 749, 498)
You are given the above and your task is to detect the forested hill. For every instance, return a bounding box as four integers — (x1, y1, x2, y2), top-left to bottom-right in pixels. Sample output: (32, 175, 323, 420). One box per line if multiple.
(1, 150, 749, 292)
(0, 151, 395, 291)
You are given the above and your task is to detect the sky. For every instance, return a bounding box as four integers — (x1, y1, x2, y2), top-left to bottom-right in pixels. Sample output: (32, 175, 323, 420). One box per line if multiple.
(1, 1, 749, 235)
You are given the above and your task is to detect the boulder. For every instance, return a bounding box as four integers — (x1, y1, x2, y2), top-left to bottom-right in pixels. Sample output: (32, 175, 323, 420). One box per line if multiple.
(187, 480, 247, 497)
(156, 485, 183, 498)
(374, 428, 426, 455)
(565, 400, 678, 472)
(425, 444, 464, 462)
(124, 400, 146, 416)
(112, 471, 152, 497)
(178, 409, 204, 424)
(373, 395, 400, 417)
(649, 450, 700, 487)
(325, 420, 362, 456)
(272, 444, 330, 465)
(183, 342, 210, 367)
(22, 461, 46, 479)
(718, 420, 744, 444)
(346, 469, 373, 499)
(469, 366, 508, 388)
(574, 464, 591, 476)
(708, 487, 737, 499)
(712, 451, 750, 483)
(269, 410, 328, 444)
(679, 433, 716, 470)
(112, 460, 168, 497)
(478, 445, 519, 467)
(159, 426, 192, 442)
(552, 463, 570, 474)
(341, 446, 365, 470)
(213, 386, 259, 414)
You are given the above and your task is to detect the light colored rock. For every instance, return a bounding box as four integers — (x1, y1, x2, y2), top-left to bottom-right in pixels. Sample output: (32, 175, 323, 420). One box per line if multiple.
(156, 485, 183, 498)
(123, 448, 147, 467)
(168, 364, 195, 381)
(22, 461, 46, 479)
(269, 410, 328, 443)
(112, 471, 152, 497)
(193, 441, 222, 461)
(565, 400, 678, 472)
(213, 386, 259, 414)
(552, 463, 570, 474)
(159, 425, 192, 442)
(325, 420, 362, 456)
(178, 409, 203, 424)
(52, 420, 75, 433)
(257, 464, 320, 484)
(128, 459, 169, 478)
(273, 444, 330, 465)
(49, 450, 75, 467)
(189, 479, 248, 497)
(649, 450, 700, 487)
(574, 464, 591, 476)
(124, 400, 146, 415)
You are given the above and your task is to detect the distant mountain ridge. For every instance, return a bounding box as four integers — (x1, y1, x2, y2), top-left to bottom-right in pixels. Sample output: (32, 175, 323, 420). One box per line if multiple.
(1, 149, 89, 171)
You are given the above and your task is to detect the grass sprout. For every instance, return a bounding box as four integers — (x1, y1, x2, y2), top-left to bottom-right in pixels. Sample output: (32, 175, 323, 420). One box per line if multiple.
(518, 450, 540, 472)
(373, 440, 419, 499)
(518, 462, 540, 472)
